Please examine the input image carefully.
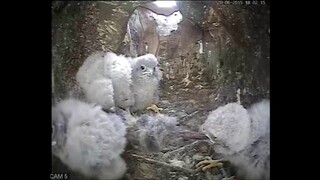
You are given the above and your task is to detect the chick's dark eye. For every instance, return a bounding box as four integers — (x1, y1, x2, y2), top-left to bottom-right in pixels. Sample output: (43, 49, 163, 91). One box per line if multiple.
(140, 65, 145, 70)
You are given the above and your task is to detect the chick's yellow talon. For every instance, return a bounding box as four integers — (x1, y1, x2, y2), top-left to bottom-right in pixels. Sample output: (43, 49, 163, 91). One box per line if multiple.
(196, 159, 223, 171)
(146, 104, 163, 113)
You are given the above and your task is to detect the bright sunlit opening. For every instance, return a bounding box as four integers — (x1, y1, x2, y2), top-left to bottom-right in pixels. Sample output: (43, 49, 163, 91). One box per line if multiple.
(153, 1, 177, 8)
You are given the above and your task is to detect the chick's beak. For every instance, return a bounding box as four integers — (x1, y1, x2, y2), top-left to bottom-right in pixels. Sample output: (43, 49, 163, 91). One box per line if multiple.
(142, 68, 153, 76)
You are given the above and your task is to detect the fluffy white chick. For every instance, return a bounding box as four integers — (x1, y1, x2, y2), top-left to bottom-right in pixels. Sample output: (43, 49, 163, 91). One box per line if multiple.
(135, 114, 178, 152)
(76, 51, 134, 111)
(130, 54, 162, 113)
(117, 109, 177, 153)
(121, 112, 206, 153)
(77, 52, 161, 113)
(198, 100, 270, 180)
(52, 99, 127, 180)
